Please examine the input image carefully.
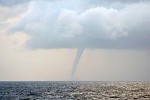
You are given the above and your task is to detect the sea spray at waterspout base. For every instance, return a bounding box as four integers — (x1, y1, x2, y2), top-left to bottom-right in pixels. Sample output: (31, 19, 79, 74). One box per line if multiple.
(70, 48, 84, 80)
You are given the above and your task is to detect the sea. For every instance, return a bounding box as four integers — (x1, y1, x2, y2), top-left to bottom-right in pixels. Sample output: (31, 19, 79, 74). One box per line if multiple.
(0, 81, 150, 100)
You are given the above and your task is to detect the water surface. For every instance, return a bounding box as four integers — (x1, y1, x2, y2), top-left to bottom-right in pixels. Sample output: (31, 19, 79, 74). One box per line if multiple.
(0, 81, 150, 99)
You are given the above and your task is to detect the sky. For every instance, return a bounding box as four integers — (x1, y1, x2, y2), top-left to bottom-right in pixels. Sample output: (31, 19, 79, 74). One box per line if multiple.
(0, 0, 150, 81)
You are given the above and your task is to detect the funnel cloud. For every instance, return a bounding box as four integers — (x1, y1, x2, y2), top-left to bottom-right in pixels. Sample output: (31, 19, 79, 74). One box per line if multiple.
(71, 48, 84, 79)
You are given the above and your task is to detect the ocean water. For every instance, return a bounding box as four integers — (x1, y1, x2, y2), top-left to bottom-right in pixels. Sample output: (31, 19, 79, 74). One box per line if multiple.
(0, 81, 150, 100)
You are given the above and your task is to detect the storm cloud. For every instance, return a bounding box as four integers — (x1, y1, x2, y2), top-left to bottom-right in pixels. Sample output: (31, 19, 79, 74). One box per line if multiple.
(11, 0, 150, 49)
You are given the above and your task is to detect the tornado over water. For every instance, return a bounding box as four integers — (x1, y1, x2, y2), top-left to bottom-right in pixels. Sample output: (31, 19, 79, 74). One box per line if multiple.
(70, 48, 84, 79)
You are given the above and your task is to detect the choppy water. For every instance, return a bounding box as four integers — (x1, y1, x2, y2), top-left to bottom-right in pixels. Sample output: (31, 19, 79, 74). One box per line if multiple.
(0, 81, 150, 100)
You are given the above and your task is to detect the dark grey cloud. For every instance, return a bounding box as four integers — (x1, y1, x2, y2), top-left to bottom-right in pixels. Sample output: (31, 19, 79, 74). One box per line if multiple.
(11, 0, 150, 49)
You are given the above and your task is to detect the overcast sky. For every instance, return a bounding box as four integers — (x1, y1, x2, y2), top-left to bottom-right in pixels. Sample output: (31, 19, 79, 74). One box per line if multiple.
(0, 0, 150, 81)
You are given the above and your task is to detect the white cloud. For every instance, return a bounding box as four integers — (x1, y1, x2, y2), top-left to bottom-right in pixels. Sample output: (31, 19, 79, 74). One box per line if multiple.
(10, 0, 150, 49)
(0, 0, 30, 6)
